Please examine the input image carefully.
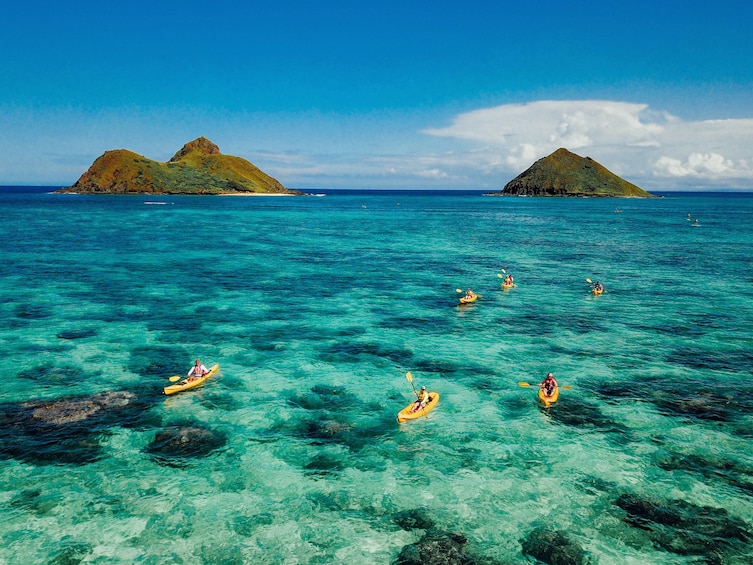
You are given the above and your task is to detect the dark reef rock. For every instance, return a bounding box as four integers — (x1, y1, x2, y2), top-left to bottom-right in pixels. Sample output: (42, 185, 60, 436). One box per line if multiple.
(392, 509, 436, 531)
(394, 530, 475, 565)
(545, 397, 630, 438)
(145, 424, 227, 466)
(56, 328, 98, 340)
(27, 390, 136, 425)
(615, 493, 751, 560)
(488, 148, 652, 197)
(520, 528, 587, 565)
(0, 390, 150, 465)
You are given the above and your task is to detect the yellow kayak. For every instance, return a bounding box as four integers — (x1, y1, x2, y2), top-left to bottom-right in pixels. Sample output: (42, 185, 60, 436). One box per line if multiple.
(501, 283, 515, 290)
(163, 364, 220, 395)
(592, 288, 603, 295)
(397, 392, 440, 422)
(538, 386, 559, 406)
(459, 293, 478, 304)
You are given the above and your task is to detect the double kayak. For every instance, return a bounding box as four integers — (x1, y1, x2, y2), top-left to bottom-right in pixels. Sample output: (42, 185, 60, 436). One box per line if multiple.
(538, 386, 559, 406)
(397, 392, 440, 422)
(164, 364, 220, 395)
(459, 294, 478, 304)
(501, 283, 515, 290)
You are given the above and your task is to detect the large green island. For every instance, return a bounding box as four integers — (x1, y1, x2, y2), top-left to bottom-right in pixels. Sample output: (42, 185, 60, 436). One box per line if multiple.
(57, 137, 301, 195)
(487, 148, 654, 197)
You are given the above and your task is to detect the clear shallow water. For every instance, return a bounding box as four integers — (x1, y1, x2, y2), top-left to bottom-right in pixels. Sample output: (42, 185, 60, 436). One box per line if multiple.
(1, 187, 752, 564)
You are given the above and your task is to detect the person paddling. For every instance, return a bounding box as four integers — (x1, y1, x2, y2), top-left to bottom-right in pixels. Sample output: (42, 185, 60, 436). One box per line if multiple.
(186, 359, 209, 382)
(503, 274, 514, 286)
(412, 385, 430, 412)
(540, 373, 558, 397)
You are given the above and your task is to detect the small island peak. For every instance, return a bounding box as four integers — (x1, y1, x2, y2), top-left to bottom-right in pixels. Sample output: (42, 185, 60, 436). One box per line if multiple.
(169, 136, 221, 162)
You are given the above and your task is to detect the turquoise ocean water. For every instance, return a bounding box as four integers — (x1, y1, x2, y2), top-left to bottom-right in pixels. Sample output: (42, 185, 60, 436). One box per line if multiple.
(1, 187, 752, 564)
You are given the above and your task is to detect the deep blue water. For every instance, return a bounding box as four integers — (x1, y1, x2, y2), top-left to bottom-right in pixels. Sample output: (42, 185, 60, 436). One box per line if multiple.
(1, 187, 752, 564)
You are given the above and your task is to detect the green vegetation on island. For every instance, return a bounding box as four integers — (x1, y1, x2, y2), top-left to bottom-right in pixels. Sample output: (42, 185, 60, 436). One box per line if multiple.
(57, 137, 300, 195)
(488, 148, 653, 197)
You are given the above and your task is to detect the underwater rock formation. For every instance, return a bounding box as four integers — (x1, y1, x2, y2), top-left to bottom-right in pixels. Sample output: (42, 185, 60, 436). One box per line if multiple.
(615, 493, 752, 560)
(27, 391, 136, 425)
(0, 390, 148, 465)
(145, 424, 227, 466)
(392, 509, 435, 531)
(394, 530, 477, 565)
(520, 528, 587, 565)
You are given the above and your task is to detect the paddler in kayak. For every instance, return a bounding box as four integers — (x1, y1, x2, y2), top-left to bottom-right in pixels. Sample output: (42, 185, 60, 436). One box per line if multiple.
(411, 385, 430, 412)
(503, 274, 514, 286)
(540, 373, 558, 397)
(464, 288, 475, 300)
(592, 281, 604, 293)
(186, 359, 210, 382)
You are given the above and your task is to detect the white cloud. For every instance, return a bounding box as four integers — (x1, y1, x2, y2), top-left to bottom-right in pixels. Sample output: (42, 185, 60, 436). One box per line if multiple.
(654, 153, 750, 178)
(423, 100, 753, 189)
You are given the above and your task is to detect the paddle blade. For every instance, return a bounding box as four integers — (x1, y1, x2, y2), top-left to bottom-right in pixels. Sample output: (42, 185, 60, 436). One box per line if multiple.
(168, 375, 182, 382)
(561, 385, 573, 389)
(501, 268, 506, 274)
(586, 278, 593, 283)
(455, 288, 463, 293)
(406, 371, 413, 383)
(518, 381, 531, 387)
(497, 273, 504, 278)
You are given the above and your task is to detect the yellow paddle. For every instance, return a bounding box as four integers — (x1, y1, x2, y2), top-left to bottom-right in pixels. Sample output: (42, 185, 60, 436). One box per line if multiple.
(586, 278, 593, 284)
(518, 381, 572, 389)
(406, 371, 418, 397)
(168, 375, 182, 382)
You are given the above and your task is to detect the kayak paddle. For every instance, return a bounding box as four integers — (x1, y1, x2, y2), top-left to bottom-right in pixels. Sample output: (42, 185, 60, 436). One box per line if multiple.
(406, 371, 419, 397)
(168, 375, 182, 382)
(406, 371, 428, 418)
(518, 381, 572, 389)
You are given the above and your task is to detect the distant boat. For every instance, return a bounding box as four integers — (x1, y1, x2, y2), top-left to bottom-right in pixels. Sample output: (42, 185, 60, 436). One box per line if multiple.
(144, 201, 167, 205)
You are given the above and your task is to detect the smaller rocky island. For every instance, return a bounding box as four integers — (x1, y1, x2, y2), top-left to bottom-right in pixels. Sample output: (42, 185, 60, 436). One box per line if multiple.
(57, 137, 301, 195)
(487, 147, 653, 197)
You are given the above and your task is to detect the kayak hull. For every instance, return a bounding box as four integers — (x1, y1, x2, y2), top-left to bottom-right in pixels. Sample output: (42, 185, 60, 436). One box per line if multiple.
(397, 392, 440, 422)
(164, 364, 220, 395)
(592, 288, 603, 295)
(459, 294, 477, 304)
(501, 283, 514, 290)
(538, 386, 559, 406)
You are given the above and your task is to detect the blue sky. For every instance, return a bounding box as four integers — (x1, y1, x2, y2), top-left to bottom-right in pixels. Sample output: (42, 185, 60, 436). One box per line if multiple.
(1, 0, 752, 189)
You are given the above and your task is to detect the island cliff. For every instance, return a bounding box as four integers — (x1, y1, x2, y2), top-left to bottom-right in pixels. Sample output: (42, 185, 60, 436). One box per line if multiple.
(57, 137, 299, 195)
(489, 148, 653, 197)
